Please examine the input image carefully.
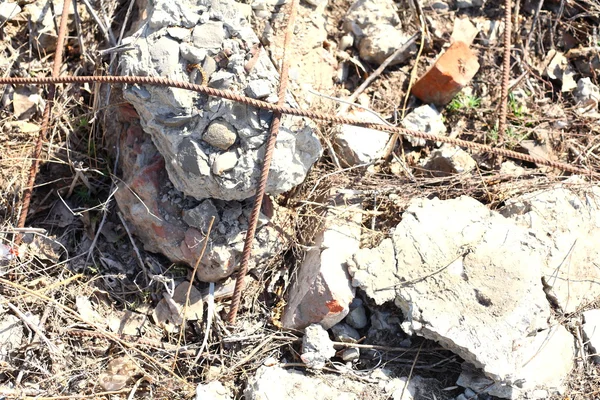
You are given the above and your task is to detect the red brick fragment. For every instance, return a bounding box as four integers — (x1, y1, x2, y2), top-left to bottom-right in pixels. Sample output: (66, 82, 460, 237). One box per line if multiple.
(411, 41, 480, 106)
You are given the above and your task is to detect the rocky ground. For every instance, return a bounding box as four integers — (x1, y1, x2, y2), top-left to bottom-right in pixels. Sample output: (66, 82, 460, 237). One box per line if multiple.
(1, 0, 600, 399)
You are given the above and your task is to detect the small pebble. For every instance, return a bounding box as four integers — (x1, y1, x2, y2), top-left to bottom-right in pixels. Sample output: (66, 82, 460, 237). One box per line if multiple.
(341, 348, 360, 362)
(346, 306, 368, 329)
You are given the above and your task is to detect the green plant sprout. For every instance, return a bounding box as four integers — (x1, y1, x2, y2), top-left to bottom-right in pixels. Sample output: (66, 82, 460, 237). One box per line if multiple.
(448, 92, 481, 112)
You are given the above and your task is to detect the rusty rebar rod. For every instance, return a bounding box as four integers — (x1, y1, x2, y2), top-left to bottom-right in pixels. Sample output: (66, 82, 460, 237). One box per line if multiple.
(498, 0, 513, 138)
(2, 74, 595, 176)
(227, 0, 299, 324)
(17, 0, 71, 235)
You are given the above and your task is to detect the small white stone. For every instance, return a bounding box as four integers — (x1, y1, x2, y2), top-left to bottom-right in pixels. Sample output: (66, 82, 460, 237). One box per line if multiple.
(212, 152, 238, 176)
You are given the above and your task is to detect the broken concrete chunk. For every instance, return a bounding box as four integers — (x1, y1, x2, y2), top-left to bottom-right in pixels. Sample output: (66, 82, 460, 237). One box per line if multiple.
(282, 192, 360, 330)
(196, 381, 233, 400)
(411, 41, 480, 106)
(330, 322, 360, 343)
(120, 0, 322, 201)
(348, 238, 396, 305)
(352, 194, 580, 397)
(0, 2, 20, 22)
(333, 110, 391, 166)
(343, 0, 415, 66)
(301, 324, 335, 369)
(421, 145, 476, 176)
(401, 104, 446, 147)
(183, 200, 220, 232)
(500, 185, 600, 314)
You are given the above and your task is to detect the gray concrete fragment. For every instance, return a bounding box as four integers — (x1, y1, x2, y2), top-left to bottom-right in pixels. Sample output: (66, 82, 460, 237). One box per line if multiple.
(421, 145, 476, 177)
(345, 305, 368, 329)
(301, 324, 335, 369)
(584, 309, 600, 364)
(183, 200, 220, 232)
(500, 184, 600, 313)
(180, 43, 207, 63)
(196, 381, 233, 400)
(401, 105, 446, 147)
(193, 21, 226, 49)
(330, 322, 360, 343)
(120, 0, 322, 201)
(333, 110, 390, 166)
(342, 347, 360, 361)
(343, 0, 415, 66)
(351, 195, 577, 397)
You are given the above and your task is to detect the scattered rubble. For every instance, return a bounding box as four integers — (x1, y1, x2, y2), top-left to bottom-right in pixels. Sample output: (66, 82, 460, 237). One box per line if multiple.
(119, 0, 322, 202)
(112, 107, 289, 281)
(281, 192, 361, 330)
(421, 145, 477, 176)
(346, 189, 598, 398)
(333, 110, 391, 166)
(343, 0, 416, 66)
(401, 104, 446, 147)
(301, 324, 336, 369)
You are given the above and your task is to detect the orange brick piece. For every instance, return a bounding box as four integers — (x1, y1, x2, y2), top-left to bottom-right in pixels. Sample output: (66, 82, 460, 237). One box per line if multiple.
(411, 41, 480, 106)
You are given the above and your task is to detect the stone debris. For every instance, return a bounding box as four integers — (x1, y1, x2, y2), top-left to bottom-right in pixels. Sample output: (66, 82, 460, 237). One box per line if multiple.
(301, 324, 336, 369)
(331, 322, 360, 343)
(195, 381, 234, 400)
(281, 192, 360, 330)
(245, 365, 439, 400)
(451, 17, 480, 47)
(345, 303, 368, 329)
(573, 77, 600, 116)
(343, 0, 416, 66)
(348, 194, 582, 398)
(153, 281, 204, 332)
(333, 109, 391, 166)
(420, 145, 476, 177)
(500, 184, 600, 314)
(0, 1, 20, 22)
(583, 309, 600, 364)
(119, 0, 322, 202)
(401, 104, 446, 147)
(411, 41, 480, 106)
(112, 106, 289, 281)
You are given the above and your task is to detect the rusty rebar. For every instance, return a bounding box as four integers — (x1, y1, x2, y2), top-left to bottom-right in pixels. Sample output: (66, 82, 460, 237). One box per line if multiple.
(498, 0, 513, 138)
(2, 74, 595, 176)
(227, 0, 299, 324)
(16, 0, 71, 236)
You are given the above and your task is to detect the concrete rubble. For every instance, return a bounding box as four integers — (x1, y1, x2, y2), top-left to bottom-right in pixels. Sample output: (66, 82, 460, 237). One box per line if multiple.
(119, 0, 322, 202)
(111, 0, 319, 280)
(401, 104, 446, 147)
(300, 324, 335, 369)
(333, 110, 391, 166)
(245, 365, 440, 400)
(345, 186, 600, 398)
(343, 0, 416, 66)
(281, 192, 361, 330)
